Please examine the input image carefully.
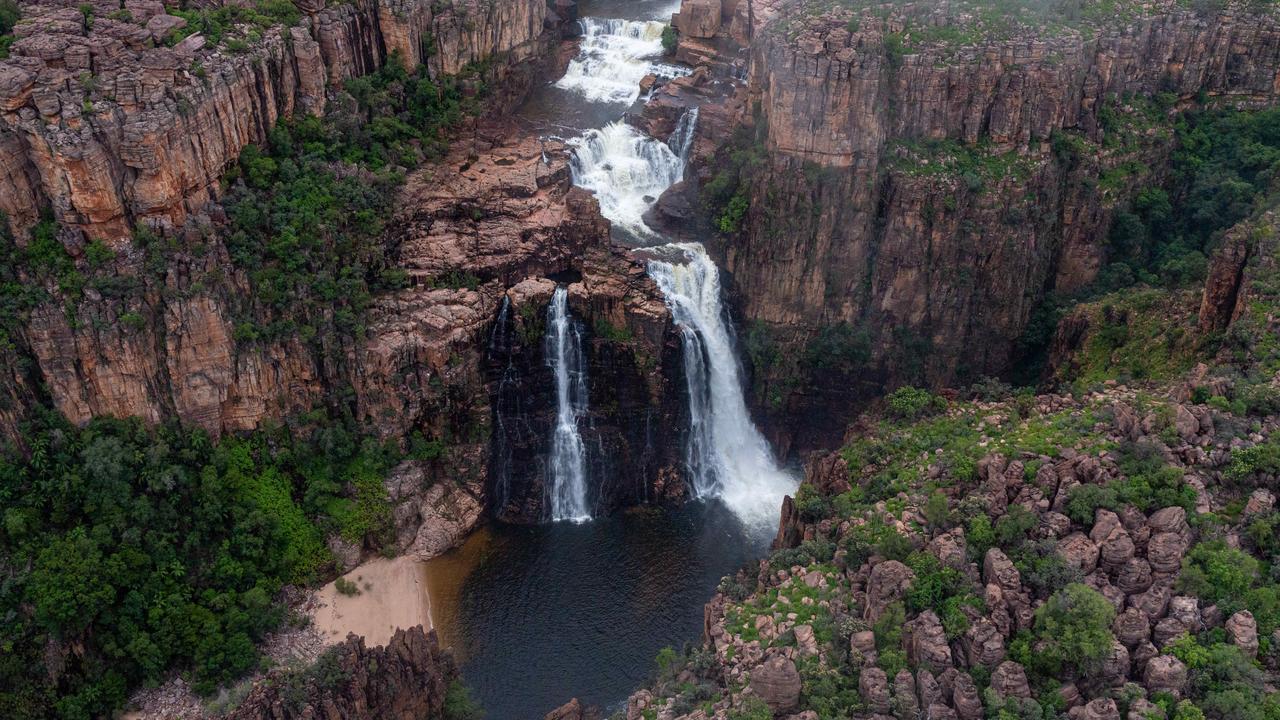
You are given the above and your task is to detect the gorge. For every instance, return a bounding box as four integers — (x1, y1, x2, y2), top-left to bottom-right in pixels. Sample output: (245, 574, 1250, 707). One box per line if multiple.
(2, 0, 1280, 719)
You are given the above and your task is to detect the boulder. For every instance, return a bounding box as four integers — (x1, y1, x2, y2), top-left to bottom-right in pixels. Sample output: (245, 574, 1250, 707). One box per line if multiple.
(1059, 533, 1100, 573)
(1143, 655, 1187, 697)
(894, 670, 919, 720)
(951, 673, 983, 720)
(962, 616, 1005, 667)
(145, 13, 186, 42)
(1146, 533, 1186, 575)
(910, 610, 954, 672)
(989, 661, 1032, 700)
(1076, 697, 1121, 720)
(1226, 611, 1258, 658)
(859, 667, 892, 714)
(1113, 607, 1151, 648)
(545, 698, 585, 720)
(1116, 558, 1154, 595)
(1244, 488, 1276, 517)
(982, 548, 1022, 595)
(750, 656, 801, 714)
(866, 560, 915, 622)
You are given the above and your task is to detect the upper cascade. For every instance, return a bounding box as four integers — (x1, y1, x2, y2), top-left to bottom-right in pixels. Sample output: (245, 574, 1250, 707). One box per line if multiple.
(556, 17, 688, 105)
(570, 121, 687, 239)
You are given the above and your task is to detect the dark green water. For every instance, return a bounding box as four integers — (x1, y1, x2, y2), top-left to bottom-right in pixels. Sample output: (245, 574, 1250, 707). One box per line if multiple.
(424, 502, 771, 719)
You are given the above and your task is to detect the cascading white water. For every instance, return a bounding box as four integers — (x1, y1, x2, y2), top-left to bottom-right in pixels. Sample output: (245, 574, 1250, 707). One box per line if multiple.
(546, 287, 592, 523)
(647, 244, 797, 528)
(557, 9, 794, 528)
(570, 121, 686, 238)
(555, 18, 687, 104)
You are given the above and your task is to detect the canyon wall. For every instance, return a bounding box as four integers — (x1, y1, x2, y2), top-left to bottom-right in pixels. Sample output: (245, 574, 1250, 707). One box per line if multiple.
(658, 0, 1280, 451)
(0, 1, 690, 528)
(0, 0, 552, 242)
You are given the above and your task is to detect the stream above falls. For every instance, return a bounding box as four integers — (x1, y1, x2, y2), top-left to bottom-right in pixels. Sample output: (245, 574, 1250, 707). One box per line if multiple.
(423, 2, 796, 717)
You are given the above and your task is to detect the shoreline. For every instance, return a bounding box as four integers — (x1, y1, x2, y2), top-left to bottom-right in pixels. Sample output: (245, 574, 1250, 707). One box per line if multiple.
(310, 555, 434, 648)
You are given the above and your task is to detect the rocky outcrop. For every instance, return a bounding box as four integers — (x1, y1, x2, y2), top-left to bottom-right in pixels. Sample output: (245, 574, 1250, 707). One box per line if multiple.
(0, 0, 555, 242)
(658, 0, 1280, 451)
(228, 626, 455, 720)
(623, 380, 1280, 720)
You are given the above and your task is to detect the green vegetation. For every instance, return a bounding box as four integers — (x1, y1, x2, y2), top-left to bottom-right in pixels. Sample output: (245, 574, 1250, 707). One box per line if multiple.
(661, 24, 678, 55)
(1063, 440, 1198, 523)
(0, 412, 408, 719)
(839, 393, 1112, 504)
(701, 127, 766, 237)
(0, 0, 19, 58)
(1020, 105, 1280, 386)
(444, 679, 485, 720)
(220, 53, 474, 344)
(1021, 583, 1117, 677)
(1164, 634, 1280, 720)
(165, 0, 301, 49)
(886, 137, 1035, 187)
(884, 385, 945, 420)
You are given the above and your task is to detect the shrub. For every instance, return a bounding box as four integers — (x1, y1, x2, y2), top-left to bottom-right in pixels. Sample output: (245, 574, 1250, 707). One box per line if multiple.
(728, 697, 773, 720)
(443, 680, 484, 720)
(660, 24, 677, 55)
(334, 577, 361, 596)
(1030, 584, 1116, 676)
(1013, 539, 1083, 599)
(1225, 440, 1280, 484)
(924, 492, 952, 529)
(885, 386, 945, 420)
(794, 483, 831, 521)
(1178, 540, 1259, 608)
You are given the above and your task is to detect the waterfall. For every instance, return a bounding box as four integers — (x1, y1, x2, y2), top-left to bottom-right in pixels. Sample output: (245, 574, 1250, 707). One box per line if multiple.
(545, 287, 592, 523)
(556, 18, 688, 105)
(647, 244, 796, 528)
(667, 106, 700, 162)
(570, 121, 686, 238)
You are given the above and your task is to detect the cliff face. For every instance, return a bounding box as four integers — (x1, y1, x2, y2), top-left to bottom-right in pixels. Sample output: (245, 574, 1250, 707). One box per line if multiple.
(0, 0, 551, 243)
(659, 0, 1280, 451)
(0, 1, 689, 528)
(228, 626, 455, 720)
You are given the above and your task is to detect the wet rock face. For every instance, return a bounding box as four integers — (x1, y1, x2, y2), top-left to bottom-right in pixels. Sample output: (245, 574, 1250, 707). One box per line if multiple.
(0, 0, 554, 242)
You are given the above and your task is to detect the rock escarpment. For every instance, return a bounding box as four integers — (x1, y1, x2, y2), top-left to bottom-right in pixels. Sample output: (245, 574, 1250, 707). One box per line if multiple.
(625, 382, 1280, 720)
(0, 1, 690, 526)
(656, 0, 1280, 451)
(0, 0, 553, 242)
(227, 626, 455, 720)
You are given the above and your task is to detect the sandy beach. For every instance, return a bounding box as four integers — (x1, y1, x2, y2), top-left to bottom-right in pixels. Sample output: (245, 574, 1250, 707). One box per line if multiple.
(310, 555, 433, 647)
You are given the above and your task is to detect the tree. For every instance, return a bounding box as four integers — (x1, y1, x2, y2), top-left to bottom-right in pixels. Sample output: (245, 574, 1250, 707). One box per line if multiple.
(1030, 583, 1116, 676)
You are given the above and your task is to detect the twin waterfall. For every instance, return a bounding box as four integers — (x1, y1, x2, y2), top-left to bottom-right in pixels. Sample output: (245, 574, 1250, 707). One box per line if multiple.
(540, 10, 795, 528)
(546, 287, 592, 523)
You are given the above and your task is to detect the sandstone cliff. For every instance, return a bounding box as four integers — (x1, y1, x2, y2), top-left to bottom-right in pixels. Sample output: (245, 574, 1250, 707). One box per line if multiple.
(655, 0, 1280, 452)
(0, 0, 552, 242)
(0, 0, 692, 528)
